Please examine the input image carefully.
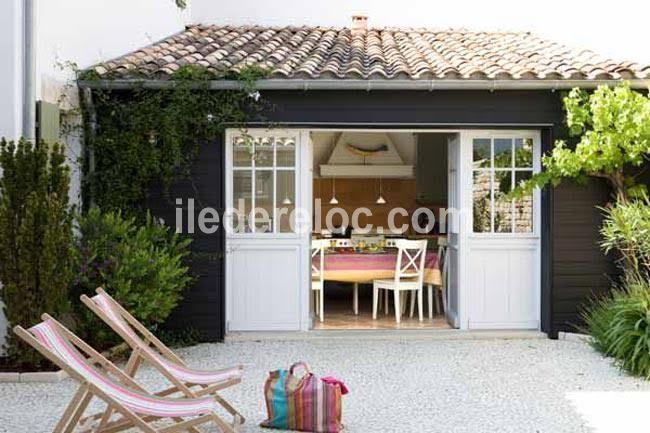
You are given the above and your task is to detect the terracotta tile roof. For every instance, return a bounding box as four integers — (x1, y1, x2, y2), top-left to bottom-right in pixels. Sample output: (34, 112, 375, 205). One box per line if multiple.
(93, 24, 650, 81)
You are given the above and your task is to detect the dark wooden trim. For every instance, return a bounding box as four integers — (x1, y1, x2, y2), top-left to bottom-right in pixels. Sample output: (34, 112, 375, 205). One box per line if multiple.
(540, 128, 556, 338)
(218, 132, 226, 338)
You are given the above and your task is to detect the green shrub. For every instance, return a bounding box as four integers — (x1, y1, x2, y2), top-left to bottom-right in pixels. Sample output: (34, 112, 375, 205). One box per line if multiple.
(606, 278, 650, 378)
(600, 195, 650, 277)
(583, 276, 650, 378)
(73, 207, 192, 347)
(581, 294, 616, 354)
(0, 138, 74, 369)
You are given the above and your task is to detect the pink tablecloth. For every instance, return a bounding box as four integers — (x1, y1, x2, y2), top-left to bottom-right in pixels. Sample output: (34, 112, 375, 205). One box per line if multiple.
(319, 251, 441, 285)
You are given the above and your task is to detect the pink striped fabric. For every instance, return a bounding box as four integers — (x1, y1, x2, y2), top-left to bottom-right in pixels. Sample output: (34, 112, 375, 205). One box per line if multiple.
(30, 320, 218, 418)
(92, 293, 242, 385)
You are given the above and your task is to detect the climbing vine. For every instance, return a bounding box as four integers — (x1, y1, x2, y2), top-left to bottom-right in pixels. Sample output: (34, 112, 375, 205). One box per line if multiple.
(79, 64, 268, 213)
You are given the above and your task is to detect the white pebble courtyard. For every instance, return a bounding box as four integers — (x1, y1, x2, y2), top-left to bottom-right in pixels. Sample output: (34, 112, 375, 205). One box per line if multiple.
(1, 336, 649, 433)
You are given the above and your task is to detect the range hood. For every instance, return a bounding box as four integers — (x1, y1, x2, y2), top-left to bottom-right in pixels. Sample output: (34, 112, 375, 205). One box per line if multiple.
(320, 132, 414, 178)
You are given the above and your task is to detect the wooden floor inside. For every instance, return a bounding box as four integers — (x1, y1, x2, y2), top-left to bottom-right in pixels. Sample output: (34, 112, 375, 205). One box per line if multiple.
(313, 291, 452, 330)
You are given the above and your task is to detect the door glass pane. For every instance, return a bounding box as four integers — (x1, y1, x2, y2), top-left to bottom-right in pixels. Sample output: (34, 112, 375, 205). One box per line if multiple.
(514, 171, 534, 233)
(277, 170, 295, 233)
(472, 170, 492, 232)
(494, 171, 513, 233)
(255, 137, 274, 167)
(276, 137, 296, 167)
(494, 138, 512, 168)
(472, 138, 491, 169)
(233, 137, 252, 167)
(232, 171, 252, 233)
(254, 171, 273, 233)
(514, 138, 533, 168)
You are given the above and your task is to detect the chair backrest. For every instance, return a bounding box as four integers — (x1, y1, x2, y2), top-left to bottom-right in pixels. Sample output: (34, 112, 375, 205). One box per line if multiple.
(393, 239, 428, 284)
(84, 290, 242, 386)
(85, 290, 184, 365)
(15, 317, 216, 418)
(311, 239, 328, 281)
(437, 236, 448, 284)
(441, 245, 450, 289)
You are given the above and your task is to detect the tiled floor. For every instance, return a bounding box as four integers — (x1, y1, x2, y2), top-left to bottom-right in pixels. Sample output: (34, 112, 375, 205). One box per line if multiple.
(313, 296, 452, 330)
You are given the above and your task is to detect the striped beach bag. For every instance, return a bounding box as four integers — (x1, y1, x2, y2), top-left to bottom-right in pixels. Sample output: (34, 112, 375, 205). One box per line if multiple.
(261, 361, 348, 433)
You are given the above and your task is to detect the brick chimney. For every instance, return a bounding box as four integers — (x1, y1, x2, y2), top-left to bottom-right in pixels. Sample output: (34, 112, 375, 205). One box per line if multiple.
(351, 15, 368, 34)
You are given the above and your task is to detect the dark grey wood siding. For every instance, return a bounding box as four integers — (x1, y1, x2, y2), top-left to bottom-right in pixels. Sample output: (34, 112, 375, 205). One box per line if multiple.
(146, 137, 226, 341)
(139, 88, 625, 340)
(256, 89, 564, 127)
(551, 179, 615, 333)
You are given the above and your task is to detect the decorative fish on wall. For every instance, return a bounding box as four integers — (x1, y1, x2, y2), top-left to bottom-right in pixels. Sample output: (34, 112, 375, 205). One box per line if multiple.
(346, 143, 389, 157)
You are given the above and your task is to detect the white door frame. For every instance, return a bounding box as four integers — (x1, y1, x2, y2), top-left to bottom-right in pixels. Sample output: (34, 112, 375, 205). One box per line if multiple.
(224, 128, 312, 331)
(458, 130, 542, 330)
(223, 127, 542, 333)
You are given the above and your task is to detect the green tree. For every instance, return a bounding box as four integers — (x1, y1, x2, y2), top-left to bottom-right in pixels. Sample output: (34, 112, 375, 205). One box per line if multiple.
(0, 139, 74, 369)
(516, 82, 650, 202)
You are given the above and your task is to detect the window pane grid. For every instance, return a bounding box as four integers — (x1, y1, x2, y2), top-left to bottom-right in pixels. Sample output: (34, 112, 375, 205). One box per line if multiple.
(232, 135, 297, 234)
(472, 137, 534, 234)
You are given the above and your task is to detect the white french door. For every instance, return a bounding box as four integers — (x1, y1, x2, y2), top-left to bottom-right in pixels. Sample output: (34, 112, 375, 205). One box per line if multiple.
(458, 130, 541, 329)
(225, 129, 311, 331)
(446, 134, 461, 328)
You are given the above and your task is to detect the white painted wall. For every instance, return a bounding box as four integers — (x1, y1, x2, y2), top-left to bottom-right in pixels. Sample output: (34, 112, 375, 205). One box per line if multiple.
(191, 0, 650, 64)
(0, 0, 23, 352)
(37, 0, 189, 105)
(0, 0, 23, 141)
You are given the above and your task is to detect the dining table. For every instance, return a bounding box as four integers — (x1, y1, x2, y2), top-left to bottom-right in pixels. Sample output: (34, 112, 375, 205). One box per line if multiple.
(317, 249, 442, 317)
(320, 249, 441, 285)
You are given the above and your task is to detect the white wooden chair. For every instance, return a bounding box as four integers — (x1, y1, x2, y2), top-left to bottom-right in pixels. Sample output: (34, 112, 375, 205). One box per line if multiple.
(429, 237, 448, 318)
(372, 239, 428, 323)
(377, 237, 403, 314)
(311, 239, 328, 321)
(414, 237, 449, 319)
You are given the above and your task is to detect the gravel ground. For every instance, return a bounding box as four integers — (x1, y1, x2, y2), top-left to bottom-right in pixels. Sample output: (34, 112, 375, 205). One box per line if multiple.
(1, 336, 649, 433)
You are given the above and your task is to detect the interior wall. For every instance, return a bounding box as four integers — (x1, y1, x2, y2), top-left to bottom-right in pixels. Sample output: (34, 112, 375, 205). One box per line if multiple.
(312, 131, 450, 234)
(313, 177, 442, 234)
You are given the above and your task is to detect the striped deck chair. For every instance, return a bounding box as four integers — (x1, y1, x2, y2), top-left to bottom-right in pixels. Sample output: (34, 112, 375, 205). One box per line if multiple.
(81, 288, 244, 424)
(14, 314, 242, 433)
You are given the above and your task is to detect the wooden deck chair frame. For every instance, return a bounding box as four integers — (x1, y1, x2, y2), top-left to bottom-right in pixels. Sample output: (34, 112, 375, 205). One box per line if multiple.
(14, 314, 240, 433)
(81, 288, 244, 425)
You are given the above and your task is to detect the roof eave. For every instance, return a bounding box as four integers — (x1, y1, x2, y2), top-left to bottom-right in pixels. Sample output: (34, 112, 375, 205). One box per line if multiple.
(77, 78, 650, 91)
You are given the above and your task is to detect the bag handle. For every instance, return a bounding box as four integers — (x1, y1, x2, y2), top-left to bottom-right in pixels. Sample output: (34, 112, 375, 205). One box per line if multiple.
(289, 361, 310, 376)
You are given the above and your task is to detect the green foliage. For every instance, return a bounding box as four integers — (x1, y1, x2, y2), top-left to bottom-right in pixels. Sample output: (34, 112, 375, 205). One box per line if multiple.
(582, 197, 650, 377)
(600, 195, 650, 276)
(513, 82, 650, 201)
(72, 207, 192, 348)
(581, 294, 616, 354)
(583, 275, 650, 378)
(0, 139, 74, 369)
(82, 64, 266, 213)
(170, 64, 216, 81)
